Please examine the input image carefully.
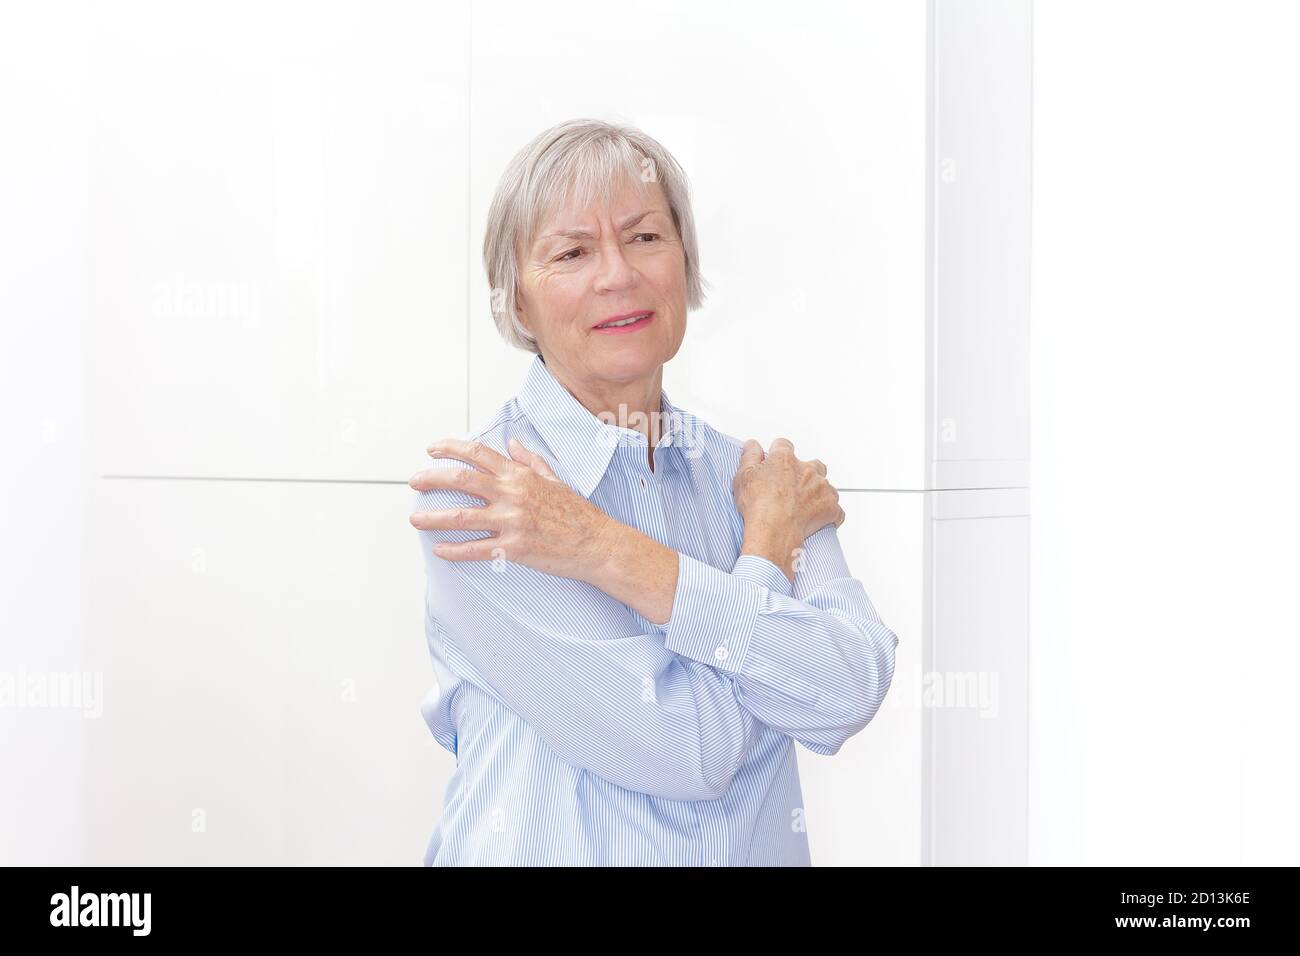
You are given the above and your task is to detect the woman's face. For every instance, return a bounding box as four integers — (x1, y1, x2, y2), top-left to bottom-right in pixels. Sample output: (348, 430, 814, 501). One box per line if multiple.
(516, 178, 687, 389)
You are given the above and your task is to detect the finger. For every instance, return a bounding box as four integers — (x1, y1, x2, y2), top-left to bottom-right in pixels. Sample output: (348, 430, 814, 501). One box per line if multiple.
(430, 537, 508, 562)
(769, 437, 795, 456)
(739, 438, 764, 469)
(409, 506, 500, 533)
(426, 438, 514, 477)
(808, 458, 827, 477)
(506, 436, 532, 464)
(508, 437, 559, 479)
(408, 464, 494, 499)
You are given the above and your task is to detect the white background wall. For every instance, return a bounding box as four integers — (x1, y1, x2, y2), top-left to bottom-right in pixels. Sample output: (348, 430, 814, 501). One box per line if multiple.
(2, 0, 1297, 866)
(1031, 0, 1300, 864)
(5, 0, 928, 866)
(0, 2, 88, 867)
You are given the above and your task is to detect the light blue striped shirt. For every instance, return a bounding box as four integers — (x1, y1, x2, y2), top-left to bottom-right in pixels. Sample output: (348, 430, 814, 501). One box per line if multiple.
(413, 354, 899, 866)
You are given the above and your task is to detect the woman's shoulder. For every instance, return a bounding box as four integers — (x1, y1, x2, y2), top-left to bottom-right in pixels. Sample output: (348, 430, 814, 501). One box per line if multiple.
(669, 404, 747, 477)
(409, 398, 527, 510)
(417, 398, 526, 468)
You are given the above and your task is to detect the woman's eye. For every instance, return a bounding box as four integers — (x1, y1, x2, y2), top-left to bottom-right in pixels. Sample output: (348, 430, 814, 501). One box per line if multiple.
(556, 235, 655, 262)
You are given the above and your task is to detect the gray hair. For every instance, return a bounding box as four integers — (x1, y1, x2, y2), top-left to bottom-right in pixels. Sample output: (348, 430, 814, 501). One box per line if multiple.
(482, 118, 708, 353)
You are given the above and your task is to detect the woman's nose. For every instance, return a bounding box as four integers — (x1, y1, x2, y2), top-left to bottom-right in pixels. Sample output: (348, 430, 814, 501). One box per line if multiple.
(594, 240, 637, 291)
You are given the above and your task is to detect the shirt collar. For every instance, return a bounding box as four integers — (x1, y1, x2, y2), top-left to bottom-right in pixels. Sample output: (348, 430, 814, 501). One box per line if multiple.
(515, 353, 696, 498)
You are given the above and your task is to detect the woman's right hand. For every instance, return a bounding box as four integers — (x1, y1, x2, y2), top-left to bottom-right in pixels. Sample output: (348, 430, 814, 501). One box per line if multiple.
(731, 438, 844, 581)
(409, 437, 623, 583)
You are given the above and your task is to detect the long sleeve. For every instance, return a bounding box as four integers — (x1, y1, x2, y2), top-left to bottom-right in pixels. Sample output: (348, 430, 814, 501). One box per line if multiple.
(414, 483, 764, 802)
(659, 522, 900, 756)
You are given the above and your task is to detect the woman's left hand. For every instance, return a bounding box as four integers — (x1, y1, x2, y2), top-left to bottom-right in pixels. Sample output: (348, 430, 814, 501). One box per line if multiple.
(409, 437, 616, 581)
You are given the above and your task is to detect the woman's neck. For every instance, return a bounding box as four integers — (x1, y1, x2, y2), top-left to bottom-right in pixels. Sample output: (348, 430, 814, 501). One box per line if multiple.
(542, 354, 665, 456)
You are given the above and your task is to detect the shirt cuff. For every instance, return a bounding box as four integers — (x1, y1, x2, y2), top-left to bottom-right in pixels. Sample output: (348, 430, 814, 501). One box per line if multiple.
(732, 553, 795, 598)
(661, 553, 763, 674)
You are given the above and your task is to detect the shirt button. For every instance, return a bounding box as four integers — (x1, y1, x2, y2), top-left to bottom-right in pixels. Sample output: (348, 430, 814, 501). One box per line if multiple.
(714, 645, 729, 662)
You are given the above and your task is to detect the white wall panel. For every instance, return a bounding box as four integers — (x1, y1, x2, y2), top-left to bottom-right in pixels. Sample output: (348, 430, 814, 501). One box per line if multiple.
(466, 0, 927, 490)
(88, 0, 470, 481)
(929, 0, 1032, 489)
(925, 494, 1029, 866)
(797, 490, 924, 865)
(83, 477, 446, 865)
(81, 478, 923, 866)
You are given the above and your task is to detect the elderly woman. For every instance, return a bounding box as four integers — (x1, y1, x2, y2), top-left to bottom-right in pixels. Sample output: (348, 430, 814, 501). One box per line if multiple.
(408, 118, 899, 867)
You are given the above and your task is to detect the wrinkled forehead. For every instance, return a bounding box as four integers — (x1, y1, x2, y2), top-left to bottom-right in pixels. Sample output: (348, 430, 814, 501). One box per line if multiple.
(526, 172, 665, 248)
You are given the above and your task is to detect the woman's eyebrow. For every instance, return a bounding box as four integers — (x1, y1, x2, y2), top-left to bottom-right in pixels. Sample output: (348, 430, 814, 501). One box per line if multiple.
(538, 210, 662, 243)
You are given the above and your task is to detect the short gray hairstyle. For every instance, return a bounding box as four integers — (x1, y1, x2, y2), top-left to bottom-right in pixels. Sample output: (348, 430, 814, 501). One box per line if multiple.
(482, 118, 708, 353)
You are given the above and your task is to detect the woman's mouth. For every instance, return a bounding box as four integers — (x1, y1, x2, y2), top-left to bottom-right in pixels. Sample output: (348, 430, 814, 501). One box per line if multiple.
(592, 311, 655, 334)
